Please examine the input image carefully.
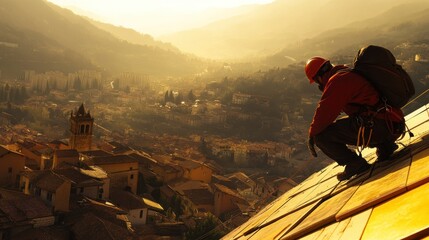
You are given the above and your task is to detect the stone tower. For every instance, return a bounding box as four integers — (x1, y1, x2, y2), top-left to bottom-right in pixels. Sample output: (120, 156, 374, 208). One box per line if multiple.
(69, 103, 94, 151)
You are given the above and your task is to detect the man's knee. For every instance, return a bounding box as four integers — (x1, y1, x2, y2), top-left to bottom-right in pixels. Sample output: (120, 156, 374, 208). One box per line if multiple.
(313, 132, 330, 149)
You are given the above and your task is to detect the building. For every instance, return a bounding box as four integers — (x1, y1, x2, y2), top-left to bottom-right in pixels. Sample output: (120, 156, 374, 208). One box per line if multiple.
(20, 170, 72, 212)
(110, 189, 164, 226)
(66, 196, 135, 240)
(79, 165, 110, 200)
(69, 104, 94, 151)
(213, 184, 249, 219)
(16, 140, 53, 170)
(0, 188, 55, 238)
(0, 146, 25, 187)
(20, 167, 108, 212)
(54, 168, 105, 199)
(151, 155, 183, 182)
(84, 155, 139, 194)
(170, 180, 214, 216)
(52, 149, 79, 169)
(174, 156, 213, 184)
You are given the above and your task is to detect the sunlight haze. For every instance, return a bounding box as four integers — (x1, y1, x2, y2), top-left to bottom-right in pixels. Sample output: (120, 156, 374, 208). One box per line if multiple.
(46, 0, 274, 36)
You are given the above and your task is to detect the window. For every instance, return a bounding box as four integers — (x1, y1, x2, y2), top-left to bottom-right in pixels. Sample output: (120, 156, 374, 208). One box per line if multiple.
(85, 125, 90, 133)
(130, 174, 134, 179)
(47, 192, 53, 202)
(98, 188, 104, 199)
(80, 125, 85, 134)
(35, 187, 41, 196)
(140, 210, 143, 218)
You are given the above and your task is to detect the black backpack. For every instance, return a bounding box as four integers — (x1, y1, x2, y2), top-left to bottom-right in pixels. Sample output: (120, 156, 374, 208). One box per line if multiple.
(352, 45, 415, 108)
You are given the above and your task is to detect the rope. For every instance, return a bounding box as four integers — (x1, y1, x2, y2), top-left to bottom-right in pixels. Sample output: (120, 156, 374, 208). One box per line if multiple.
(402, 87, 429, 110)
(356, 125, 373, 157)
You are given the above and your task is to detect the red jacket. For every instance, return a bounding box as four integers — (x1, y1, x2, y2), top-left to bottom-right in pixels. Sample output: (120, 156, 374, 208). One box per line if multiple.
(309, 65, 404, 137)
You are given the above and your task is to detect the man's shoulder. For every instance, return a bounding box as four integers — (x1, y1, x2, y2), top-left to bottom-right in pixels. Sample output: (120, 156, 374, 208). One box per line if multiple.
(331, 68, 366, 82)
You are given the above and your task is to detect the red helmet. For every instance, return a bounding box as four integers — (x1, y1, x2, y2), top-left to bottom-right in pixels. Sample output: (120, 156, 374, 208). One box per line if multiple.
(305, 57, 329, 84)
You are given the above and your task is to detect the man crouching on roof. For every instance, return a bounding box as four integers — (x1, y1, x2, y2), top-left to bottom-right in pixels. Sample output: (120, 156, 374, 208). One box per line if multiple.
(304, 57, 405, 181)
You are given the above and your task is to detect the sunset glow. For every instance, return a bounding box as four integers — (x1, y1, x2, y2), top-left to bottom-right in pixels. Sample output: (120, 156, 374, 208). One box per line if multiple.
(47, 0, 275, 36)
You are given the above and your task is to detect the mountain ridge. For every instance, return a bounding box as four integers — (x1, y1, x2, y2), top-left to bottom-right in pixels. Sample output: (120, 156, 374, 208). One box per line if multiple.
(0, 0, 206, 78)
(160, 0, 425, 60)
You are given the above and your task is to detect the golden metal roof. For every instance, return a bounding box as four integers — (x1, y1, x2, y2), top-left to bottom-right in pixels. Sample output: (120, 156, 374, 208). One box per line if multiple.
(223, 103, 429, 240)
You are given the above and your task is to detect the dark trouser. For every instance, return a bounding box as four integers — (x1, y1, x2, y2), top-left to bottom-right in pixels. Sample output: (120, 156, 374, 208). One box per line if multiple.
(313, 116, 404, 166)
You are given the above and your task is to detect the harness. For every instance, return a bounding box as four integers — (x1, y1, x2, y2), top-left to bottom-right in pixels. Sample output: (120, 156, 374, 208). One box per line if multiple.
(354, 100, 411, 157)
(355, 106, 377, 157)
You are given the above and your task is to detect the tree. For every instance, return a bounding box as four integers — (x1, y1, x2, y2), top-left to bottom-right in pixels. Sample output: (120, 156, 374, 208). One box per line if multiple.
(188, 90, 196, 102)
(45, 81, 50, 94)
(175, 92, 183, 104)
(20, 86, 28, 100)
(91, 79, 99, 89)
(52, 80, 57, 90)
(64, 80, 69, 91)
(85, 80, 90, 90)
(4, 84, 10, 101)
(0, 85, 4, 102)
(184, 213, 226, 240)
(164, 90, 169, 104)
(171, 195, 183, 220)
(168, 90, 174, 103)
(74, 77, 82, 90)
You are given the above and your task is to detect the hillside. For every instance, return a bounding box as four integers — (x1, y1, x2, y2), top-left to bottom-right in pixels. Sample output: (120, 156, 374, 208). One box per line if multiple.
(266, 1, 429, 66)
(0, 0, 206, 78)
(86, 19, 179, 52)
(160, 0, 421, 60)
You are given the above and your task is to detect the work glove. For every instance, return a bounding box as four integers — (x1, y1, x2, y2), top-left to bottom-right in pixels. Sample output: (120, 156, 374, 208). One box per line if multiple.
(307, 136, 317, 157)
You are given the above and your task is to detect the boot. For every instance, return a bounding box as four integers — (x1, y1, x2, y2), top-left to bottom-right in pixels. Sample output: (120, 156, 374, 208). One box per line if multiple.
(376, 142, 398, 162)
(337, 157, 371, 181)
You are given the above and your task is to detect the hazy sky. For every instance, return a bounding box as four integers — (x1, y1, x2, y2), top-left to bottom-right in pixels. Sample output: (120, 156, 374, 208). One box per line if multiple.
(47, 0, 275, 36)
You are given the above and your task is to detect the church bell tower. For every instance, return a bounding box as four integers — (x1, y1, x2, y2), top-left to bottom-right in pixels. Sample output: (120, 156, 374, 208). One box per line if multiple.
(69, 103, 94, 151)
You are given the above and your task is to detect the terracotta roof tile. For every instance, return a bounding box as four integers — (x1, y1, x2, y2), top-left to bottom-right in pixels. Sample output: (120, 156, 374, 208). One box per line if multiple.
(90, 155, 137, 165)
(55, 149, 79, 158)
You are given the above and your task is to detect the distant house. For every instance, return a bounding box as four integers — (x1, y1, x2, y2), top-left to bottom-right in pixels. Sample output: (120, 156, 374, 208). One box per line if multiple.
(151, 155, 183, 182)
(212, 174, 236, 190)
(84, 154, 139, 194)
(20, 170, 72, 212)
(79, 165, 110, 199)
(254, 177, 275, 199)
(0, 111, 15, 125)
(211, 143, 233, 162)
(170, 180, 214, 216)
(0, 145, 25, 187)
(128, 152, 157, 170)
(99, 141, 134, 155)
(68, 196, 135, 240)
(110, 189, 164, 226)
(232, 144, 268, 167)
(16, 140, 52, 170)
(272, 177, 297, 195)
(0, 188, 55, 238)
(54, 168, 105, 199)
(48, 140, 69, 150)
(80, 149, 112, 158)
(52, 149, 79, 169)
(20, 167, 109, 211)
(213, 184, 249, 220)
(174, 156, 213, 184)
(227, 172, 256, 195)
